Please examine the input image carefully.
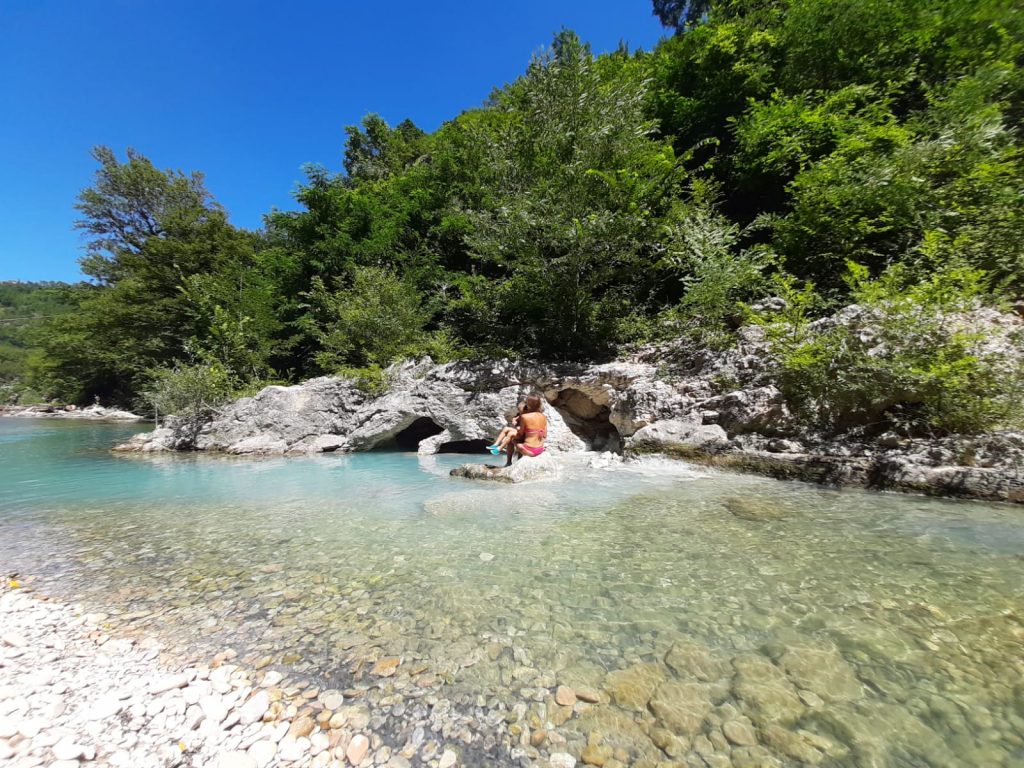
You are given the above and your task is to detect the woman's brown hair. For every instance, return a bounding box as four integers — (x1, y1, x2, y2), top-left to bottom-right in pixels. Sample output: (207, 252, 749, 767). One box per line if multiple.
(523, 394, 544, 413)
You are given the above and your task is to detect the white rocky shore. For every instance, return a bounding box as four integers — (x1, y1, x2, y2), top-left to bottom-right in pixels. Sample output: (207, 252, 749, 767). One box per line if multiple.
(0, 581, 457, 768)
(1, 404, 144, 422)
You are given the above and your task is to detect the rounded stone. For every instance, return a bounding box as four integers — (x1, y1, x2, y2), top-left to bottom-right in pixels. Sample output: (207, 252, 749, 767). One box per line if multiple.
(723, 719, 759, 746)
(238, 690, 271, 725)
(347, 733, 370, 765)
(52, 738, 86, 761)
(287, 715, 316, 739)
(575, 687, 601, 703)
(321, 692, 344, 710)
(581, 744, 613, 766)
(200, 695, 229, 725)
(555, 686, 577, 707)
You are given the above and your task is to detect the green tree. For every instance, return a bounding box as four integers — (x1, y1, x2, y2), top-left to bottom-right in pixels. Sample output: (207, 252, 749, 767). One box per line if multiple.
(344, 115, 428, 182)
(34, 149, 270, 405)
(452, 31, 683, 359)
(0, 282, 78, 402)
(751, 263, 1024, 433)
(74, 146, 217, 284)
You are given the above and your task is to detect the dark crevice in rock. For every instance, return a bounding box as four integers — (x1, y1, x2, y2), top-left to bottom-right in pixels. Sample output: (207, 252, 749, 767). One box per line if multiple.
(549, 387, 622, 452)
(437, 439, 491, 454)
(391, 417, 445, 451)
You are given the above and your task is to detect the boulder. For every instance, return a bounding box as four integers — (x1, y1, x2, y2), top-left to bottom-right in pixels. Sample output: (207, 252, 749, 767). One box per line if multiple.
(626, 416, 730, 457)
(603, 663, 665, 711)
(450, 452, 562, 484)
(723, 496, 790, 522)
(699, 385, 791, 436)
(648, 680, 713, 736)
(119, 362, 587, 455)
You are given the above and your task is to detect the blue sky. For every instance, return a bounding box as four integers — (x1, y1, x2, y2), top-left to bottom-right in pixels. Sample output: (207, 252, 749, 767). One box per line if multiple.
(0, 1, 665, 282)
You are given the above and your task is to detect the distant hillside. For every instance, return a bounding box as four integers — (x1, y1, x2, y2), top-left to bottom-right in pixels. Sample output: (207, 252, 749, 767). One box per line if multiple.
(0, 281, 78, 402)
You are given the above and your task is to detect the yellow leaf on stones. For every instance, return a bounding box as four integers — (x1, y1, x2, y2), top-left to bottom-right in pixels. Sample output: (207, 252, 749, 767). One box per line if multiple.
(178, 742, 186, 751)
(8, 580, 19, 588)
(371, 656, 401, 676)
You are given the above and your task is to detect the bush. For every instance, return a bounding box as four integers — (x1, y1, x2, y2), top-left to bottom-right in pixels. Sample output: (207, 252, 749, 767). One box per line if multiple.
(142, 363, 233, 422)
(335, 365, 389, 396)
(305, 267, 446, 371)
(750, 264, 1024, 434)
(661, 193, 776, 346)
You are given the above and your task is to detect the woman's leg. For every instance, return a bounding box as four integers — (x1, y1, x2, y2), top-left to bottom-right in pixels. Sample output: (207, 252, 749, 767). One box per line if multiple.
(504, 441, 517, 467)
(488, 427, 514, 451)
(495, 427, 517, 449)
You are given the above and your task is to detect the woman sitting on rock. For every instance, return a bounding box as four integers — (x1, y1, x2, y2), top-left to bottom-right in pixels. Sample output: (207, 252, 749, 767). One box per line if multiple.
(503, 394, 547, 466)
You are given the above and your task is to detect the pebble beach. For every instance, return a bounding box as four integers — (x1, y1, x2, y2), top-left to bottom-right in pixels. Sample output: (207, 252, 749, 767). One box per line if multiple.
(0, 579, 473, 768)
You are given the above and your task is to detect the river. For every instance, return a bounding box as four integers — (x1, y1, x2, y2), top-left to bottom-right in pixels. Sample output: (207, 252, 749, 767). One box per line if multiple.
(0, 417, 1021, 766)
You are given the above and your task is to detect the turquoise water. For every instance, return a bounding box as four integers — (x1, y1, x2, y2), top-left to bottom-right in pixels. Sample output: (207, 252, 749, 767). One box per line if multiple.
(1, 417, 1023, 767)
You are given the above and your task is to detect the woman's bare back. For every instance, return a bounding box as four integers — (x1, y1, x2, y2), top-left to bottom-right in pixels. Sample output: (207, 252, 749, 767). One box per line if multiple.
(518, 411, 547, 447)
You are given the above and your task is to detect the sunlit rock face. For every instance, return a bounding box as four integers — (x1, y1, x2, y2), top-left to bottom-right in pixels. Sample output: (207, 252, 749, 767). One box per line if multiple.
(113, 354, 747, 458)
(115, 358, 646, 457)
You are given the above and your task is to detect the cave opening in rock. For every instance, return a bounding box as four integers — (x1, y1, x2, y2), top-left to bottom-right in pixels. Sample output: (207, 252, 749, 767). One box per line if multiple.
(391, 417, 445, 451)
(549, 388, 622, 452)
(437, 439, 491, 454)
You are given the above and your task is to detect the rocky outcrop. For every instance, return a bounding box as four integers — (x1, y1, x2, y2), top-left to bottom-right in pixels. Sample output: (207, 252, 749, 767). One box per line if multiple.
(116, 361, 593, 456)
(115, 314, 1024, 503)
(681, 446, 1024, 503)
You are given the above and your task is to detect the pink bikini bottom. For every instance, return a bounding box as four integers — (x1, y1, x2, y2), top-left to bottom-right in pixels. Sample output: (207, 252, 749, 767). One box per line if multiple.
(519, 443, 545, 457)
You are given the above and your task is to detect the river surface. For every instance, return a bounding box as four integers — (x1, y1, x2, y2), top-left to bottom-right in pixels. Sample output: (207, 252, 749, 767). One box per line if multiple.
(0, 417, 1022, 767)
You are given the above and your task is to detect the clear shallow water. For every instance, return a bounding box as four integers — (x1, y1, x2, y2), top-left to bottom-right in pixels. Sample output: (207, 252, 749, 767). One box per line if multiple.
(1, 417, 1022, 767)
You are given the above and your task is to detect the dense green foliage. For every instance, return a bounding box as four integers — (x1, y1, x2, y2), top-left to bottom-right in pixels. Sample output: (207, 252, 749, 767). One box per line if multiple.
(751, 265, 1024, 433)
(27, 0, 1024, 435)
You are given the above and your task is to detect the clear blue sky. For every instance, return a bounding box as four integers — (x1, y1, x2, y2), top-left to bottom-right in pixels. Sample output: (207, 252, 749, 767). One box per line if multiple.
(0, 1, 665, 282)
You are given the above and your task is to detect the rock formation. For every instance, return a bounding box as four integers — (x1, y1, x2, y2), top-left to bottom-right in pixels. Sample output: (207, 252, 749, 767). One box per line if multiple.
(114, 313, 1024, 503)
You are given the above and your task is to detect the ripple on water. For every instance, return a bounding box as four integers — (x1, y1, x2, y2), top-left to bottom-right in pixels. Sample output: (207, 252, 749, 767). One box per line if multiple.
(1, 419, 1023, 766)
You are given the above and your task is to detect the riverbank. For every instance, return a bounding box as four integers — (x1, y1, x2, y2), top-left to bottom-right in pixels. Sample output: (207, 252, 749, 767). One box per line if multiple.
(1, 404, 144, 422)
(0, 579, 470, 768)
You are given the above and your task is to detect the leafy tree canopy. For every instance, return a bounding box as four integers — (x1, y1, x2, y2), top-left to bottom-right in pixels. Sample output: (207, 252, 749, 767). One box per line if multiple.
(28, 3, 1024, 436)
